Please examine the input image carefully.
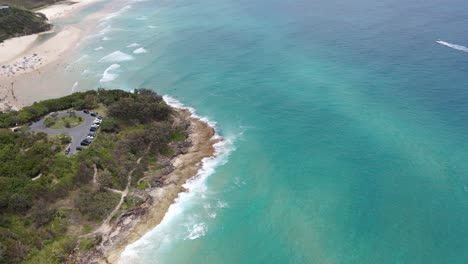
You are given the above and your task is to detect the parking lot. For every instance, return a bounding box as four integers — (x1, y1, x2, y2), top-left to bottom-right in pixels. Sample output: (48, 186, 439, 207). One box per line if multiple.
(29, 110, 102, 155)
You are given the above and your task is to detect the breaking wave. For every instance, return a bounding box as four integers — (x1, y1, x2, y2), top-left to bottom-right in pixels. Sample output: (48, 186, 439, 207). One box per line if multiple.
(133, 47, 147, 54)
(98, 51, 134, 62)
(127, 43, 140, 48)
(101, 5, 132, 21)
(99, 64, 120, 83)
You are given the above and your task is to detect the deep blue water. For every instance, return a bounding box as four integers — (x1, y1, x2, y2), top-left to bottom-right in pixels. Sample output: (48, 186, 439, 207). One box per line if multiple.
(66, 0, 468, 263)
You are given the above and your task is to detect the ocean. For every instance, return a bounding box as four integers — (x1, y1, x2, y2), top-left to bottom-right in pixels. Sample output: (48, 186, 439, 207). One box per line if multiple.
(61, 0, 468, 263)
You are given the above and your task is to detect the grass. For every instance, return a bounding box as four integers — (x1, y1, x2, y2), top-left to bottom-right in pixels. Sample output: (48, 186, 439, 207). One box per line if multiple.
(137, 181, 148, 190)
(45, 116, 84, 129)
(170, 131, 186, 142)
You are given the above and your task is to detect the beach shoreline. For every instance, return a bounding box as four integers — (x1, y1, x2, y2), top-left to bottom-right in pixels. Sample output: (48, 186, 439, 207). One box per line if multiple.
(0, 0, 104, 111)
(1, 1, 222, 262)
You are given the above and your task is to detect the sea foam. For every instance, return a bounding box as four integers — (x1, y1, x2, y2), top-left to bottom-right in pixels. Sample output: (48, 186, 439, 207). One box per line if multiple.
(119, 96, 235, 263)
(133, 47, 147, 54)
(127, 43, 140, 48)
(101, 5, 132, 21)
(185, 222, 207, 240)
(436, 40, 468, 53)
(100, 64, 120, 83)
(71, 81, 78, 93)
(98, 51, 134, 62)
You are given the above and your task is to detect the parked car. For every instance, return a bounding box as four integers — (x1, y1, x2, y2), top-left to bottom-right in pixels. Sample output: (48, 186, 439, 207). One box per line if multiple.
(83, 109, 90, 114)
(90, 126, 98, 132)
(88, 132, 96, 137)
(90, 112, 98, 117)
(76, 146, 83, 151)
(65, 148, 70, 155)
(97, 115, 103, 120)
(81, 138, 91, 146)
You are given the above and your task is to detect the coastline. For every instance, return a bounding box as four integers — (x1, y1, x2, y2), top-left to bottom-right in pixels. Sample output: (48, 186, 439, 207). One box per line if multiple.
(70, 106, 219, 263)
(0, 0, 103, 111)
(1, 1, 222, 262)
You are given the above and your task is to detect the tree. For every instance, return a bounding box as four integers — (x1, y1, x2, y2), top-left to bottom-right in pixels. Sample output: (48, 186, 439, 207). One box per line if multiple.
(8, 193, 31, 213)
(100, 118, 118, 133)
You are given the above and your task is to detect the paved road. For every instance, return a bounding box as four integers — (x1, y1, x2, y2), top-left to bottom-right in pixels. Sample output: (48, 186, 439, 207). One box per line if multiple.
(29, 110, 96, 155)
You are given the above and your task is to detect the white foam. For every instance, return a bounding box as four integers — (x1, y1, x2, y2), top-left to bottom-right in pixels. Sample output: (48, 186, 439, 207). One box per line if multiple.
(148, 25, 156, 29)
(98, 51, 134, 62)
(94, 46, 104, 51)
(216, 200, 229, 208)
(208, 212, 217, 219)
(163, 95, 218, 129)
(133, 47, 147, 54)
(185, 222, 207, 240)
(101, 5, 132, 21)
(102, 36, 110, 41)
(71, 81, 78, 93)
(120, 96, 235, 263)
(136, 16, 147, 20)
(127, 43, 140, 48)
(436, 40, 468, 53)
(98, 25, 112, 35)
(99, 64, 120, 83)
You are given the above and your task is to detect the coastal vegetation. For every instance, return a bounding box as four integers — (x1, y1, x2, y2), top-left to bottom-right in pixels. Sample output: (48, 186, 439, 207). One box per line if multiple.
(0, 89, 188, 263)
(0, 0, 61, 10)
(0, 5, 51, 43)
(44, 115, 84, 129)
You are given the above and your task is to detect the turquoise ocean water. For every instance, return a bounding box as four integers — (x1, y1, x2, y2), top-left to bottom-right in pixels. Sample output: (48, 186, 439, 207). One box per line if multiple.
(62, 0, 468, 263)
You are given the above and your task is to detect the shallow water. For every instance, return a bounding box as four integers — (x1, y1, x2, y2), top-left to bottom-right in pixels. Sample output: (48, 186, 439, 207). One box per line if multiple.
(64, 0, 468, 263)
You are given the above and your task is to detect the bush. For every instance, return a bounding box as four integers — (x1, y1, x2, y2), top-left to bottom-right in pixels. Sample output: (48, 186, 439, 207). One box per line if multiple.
(58, 134, 71, 145)
(78, 236, 100, 251)
(100, 118, 118, 133)
(43, 117, 55, 128)
(74, 189, 119, 221)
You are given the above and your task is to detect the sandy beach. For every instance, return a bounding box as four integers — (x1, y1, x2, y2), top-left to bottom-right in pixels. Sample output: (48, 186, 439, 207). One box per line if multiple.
(0, 0, 103, 111)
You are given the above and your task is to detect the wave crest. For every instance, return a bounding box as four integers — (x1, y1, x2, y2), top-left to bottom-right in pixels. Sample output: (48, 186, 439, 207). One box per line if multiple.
(98, 51, 134, 62)
(100, 64, 120, 83)
(133, 47, 147, 54)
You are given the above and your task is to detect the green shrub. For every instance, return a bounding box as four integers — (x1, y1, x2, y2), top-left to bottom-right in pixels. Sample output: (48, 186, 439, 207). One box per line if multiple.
(74, 189, 119, 221)
(43, 117, 55, 128)
(100, 117, 118, 133)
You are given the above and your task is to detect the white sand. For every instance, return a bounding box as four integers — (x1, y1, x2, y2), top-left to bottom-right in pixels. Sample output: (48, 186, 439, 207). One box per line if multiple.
(0, 35, 39, 64)
(39, 0, 103, 21)
(0, 0, 103, 111)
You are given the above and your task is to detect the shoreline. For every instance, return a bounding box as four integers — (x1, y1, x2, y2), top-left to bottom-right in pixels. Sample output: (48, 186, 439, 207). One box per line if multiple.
(73, 106, 220, 263)
(0, 0, 104, 111)
(0, 1, 223, 261)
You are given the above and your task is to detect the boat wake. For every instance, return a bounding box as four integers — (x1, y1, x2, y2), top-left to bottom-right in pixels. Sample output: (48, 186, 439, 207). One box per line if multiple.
(436, 40, 468, 53)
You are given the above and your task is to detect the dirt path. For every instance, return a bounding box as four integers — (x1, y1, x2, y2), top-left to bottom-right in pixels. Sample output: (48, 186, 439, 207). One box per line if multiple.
(91, 147, 150, 236)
